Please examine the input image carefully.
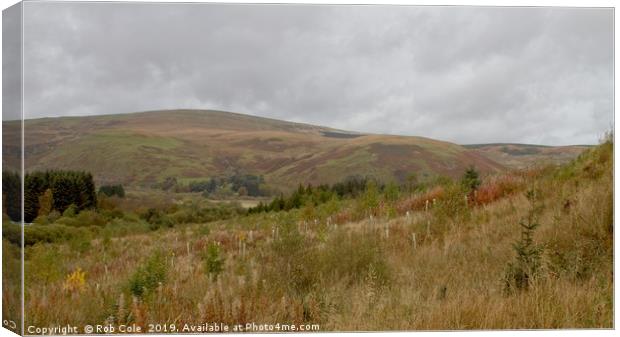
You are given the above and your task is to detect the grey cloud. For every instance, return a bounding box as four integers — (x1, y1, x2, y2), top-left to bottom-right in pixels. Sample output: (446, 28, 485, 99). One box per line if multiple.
(17, 3, 613, 145)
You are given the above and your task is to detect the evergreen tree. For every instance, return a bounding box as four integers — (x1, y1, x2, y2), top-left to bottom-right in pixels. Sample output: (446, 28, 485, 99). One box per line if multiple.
(504, 190, 543, 292)
(462, 166, 481, 192)
(2, 171, 21, 222)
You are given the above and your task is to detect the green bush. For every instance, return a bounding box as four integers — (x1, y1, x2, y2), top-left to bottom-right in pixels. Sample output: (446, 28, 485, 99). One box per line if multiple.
(62, 204, 78, 217)
(68, 232, 93, 253)
(321, 231, 390, 287)
(203, 242, 224, 280)
(263, 222, 390, 298)
(25, 243, 64, 284)
(461, 166, 481, 192)
(2, 223, 21, 246)
(503, 190, 543, 293)
(432, 182, 469, 222)
(142, 208, 174, 230)
(23, 224, 79, 246)
(75, 210, 107, 227)
(55, 216, 80, 227)
(355, 180, 380, 218)
(128, 249, 168, 297)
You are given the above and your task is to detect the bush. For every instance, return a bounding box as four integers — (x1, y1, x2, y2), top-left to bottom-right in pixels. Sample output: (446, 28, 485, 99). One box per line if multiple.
(503, 190, 543, 293)
(25, 243, 64, 284)
(203, 242, 224, 280)
(75, 210, 107, 227)
(129, 249, 168, 297)
(62, 204, 78, 217)
(462, 166, 481, 192)
(2, 223, 21, 245)
(23, 224, 80, 246)
(263, 222, 390, 298)
(141, 208, 174, 230)
(432, 183, 468, 221)
(322, 231, 390, 287)
(396, 186, 444, 214)
(68, 233, 92, 253)
(474, 174, 523, 205)
(355, 180, 380, 218)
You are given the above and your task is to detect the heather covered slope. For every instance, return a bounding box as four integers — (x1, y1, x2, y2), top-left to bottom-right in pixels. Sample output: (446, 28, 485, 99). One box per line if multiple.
(7, 110, 506, 191)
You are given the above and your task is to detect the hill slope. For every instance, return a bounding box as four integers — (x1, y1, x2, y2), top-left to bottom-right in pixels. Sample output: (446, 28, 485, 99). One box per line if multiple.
(5, 109, 508, 191)
(464, 143, 590, 169)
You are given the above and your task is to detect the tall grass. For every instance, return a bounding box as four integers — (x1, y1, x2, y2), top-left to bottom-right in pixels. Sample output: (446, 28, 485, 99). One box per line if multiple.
(18, 141, 613, 330)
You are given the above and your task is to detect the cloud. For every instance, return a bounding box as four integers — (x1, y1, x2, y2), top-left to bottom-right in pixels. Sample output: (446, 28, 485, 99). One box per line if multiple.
(18, 3, 613, 145)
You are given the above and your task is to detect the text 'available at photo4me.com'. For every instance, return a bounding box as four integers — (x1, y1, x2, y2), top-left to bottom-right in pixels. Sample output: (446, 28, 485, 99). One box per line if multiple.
(26, 322, 321, 335)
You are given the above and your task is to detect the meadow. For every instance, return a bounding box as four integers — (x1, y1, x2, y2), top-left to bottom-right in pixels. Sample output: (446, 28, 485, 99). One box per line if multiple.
(3, 136, 613, 331)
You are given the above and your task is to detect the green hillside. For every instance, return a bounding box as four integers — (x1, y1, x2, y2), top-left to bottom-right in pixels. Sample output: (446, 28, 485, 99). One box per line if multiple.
(5, 110, 510, 192)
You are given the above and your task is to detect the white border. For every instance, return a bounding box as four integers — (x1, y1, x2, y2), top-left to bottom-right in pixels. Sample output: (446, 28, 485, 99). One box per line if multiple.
(0, 1, 616, 337)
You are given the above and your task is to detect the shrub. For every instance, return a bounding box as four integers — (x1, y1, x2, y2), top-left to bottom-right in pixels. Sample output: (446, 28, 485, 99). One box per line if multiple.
(68, 233, 92, 254)
(63, 204, 78, 217)
(395, 186, 444, 214)
(266, 221, 320, 296)
(25, 243, 64, 284)
(63, 268, 87, 293)
(23, 224, 78, 246)
(129, 249, 168, 297)
(355, 180, 380, 218)
(432, 183, 468, 221)
(55, 216, 80, 228)
(2, 223, 21, 245)
(33, 215, 51, 226)
(75, 210, 107, 227)
(474, 174, 523, 206)
(97, 194, 120, 211)
(48, 210, 61, 223)
(321, 231, 390, 287)
(203, 242, 224, 280)
(141, 208, 174, 230)
(503, 190, 543, 293)
(461, 166, 481, 192)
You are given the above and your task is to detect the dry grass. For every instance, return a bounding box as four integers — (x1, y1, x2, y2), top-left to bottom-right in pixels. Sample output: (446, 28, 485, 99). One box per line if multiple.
(15, 142, 613, 331)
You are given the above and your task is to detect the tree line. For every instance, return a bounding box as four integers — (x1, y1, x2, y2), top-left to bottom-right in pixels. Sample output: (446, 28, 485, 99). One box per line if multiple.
(155, 174, 267, 197)
(248, 175, 375, 214)
(248, 168, 482, 215)
(3, 170, 98, 223)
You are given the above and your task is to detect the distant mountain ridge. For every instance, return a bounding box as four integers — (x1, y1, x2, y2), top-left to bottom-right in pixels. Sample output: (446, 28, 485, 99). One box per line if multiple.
(2, 109, 585, 191)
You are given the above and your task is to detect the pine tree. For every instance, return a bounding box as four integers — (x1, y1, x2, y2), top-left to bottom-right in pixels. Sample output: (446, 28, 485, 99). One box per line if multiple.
(504, 189, 543, 292)
(2, 171, 21, 221)
(462, 166, 481, 192)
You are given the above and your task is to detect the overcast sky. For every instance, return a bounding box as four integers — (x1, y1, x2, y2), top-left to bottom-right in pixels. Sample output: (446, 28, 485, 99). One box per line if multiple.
(13, 3, 615, 145)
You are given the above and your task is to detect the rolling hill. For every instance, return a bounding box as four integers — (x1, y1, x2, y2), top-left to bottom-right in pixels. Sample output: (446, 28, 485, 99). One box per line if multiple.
(464, 143, 591, 169)
(2, 109, 585, 192)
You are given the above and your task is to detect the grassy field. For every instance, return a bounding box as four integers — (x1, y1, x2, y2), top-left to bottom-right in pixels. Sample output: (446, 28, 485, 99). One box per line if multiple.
(6, 136, 612, 331)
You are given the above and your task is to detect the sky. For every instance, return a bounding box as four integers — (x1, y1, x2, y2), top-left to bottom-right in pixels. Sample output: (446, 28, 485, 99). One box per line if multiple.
(7, 2, 615, 145)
